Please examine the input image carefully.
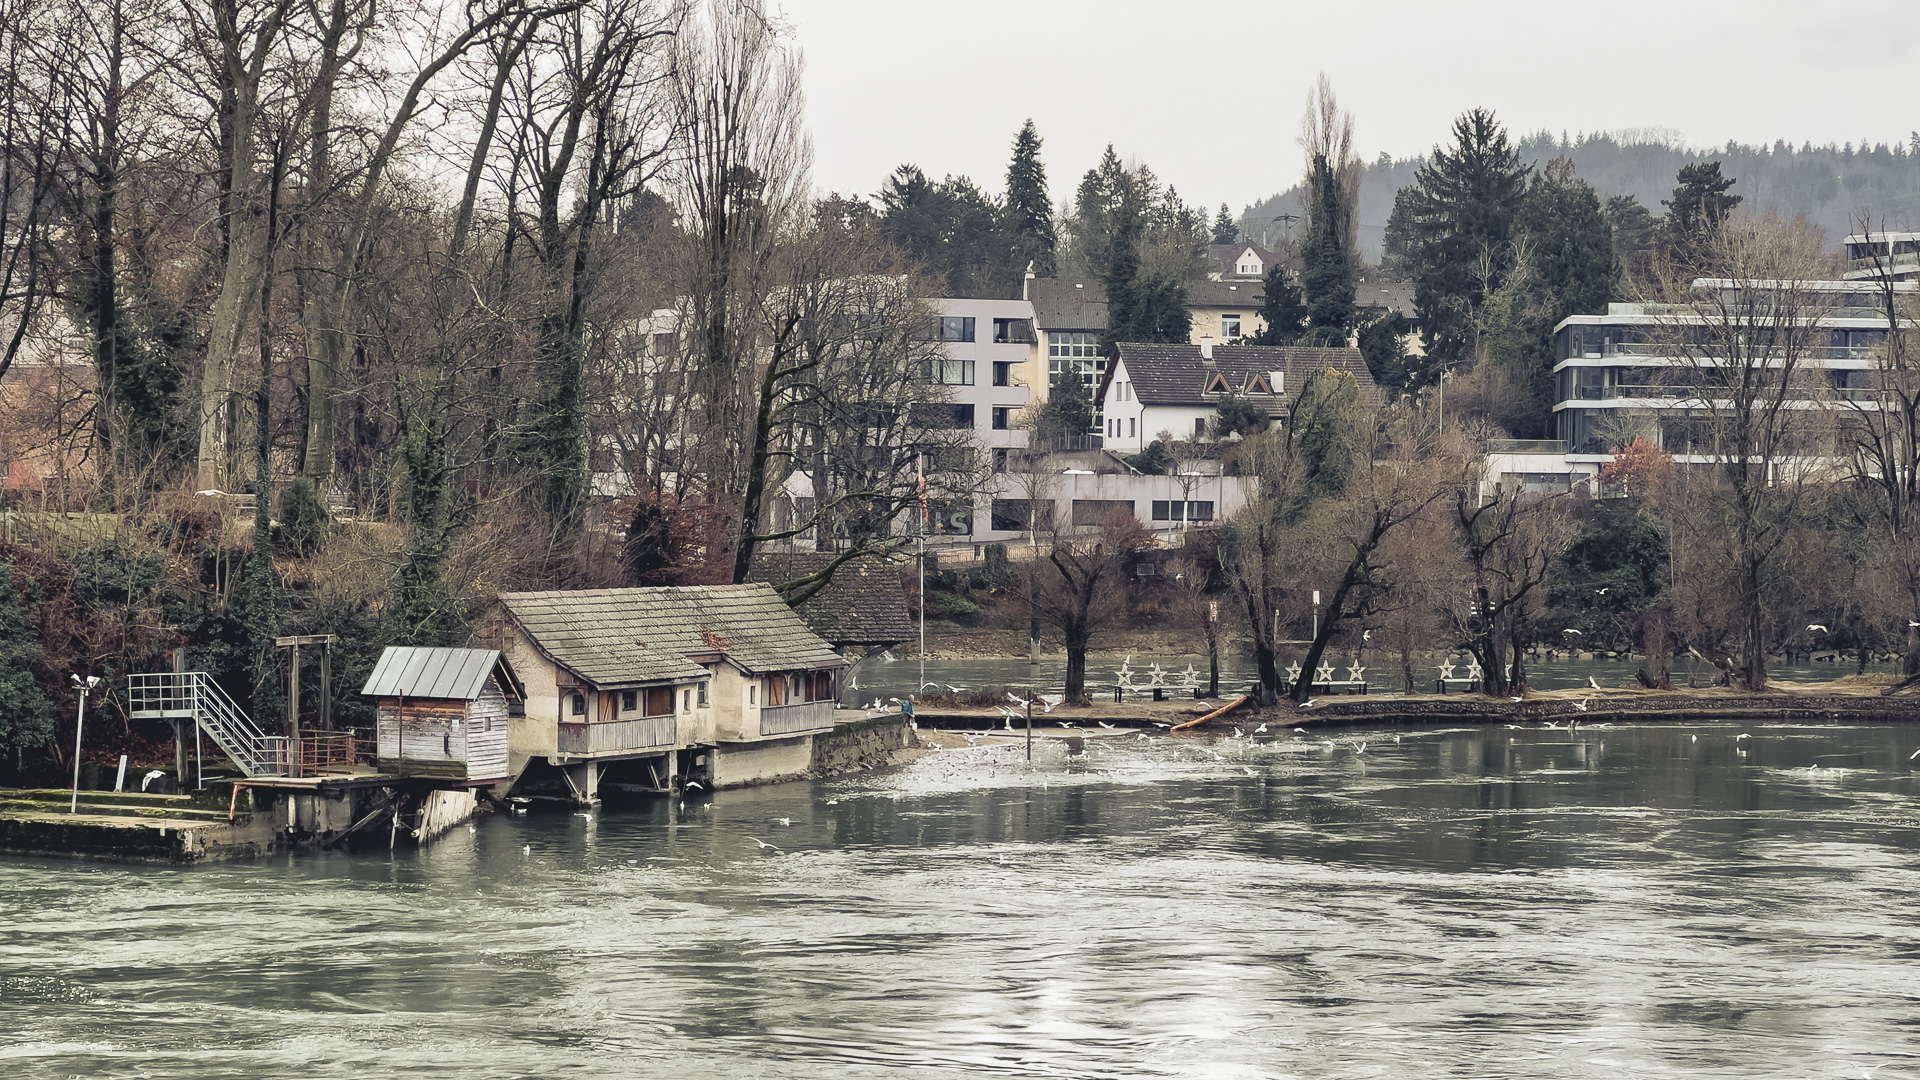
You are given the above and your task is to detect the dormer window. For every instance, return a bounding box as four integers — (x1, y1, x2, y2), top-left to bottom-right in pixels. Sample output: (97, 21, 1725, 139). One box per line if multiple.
(1246, 373, 1273, 395)
(1204, 371, 1231, 395)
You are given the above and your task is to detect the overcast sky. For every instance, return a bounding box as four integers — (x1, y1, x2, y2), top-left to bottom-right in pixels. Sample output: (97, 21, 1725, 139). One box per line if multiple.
(774, 0, 1920, 212)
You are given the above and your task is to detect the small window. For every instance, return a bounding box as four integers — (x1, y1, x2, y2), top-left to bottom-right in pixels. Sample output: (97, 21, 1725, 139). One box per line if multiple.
(620, 690, 637, 712)
(698, 682, 709, 705)
(570, 693, 586, 716)
(1195, 417, 1206, 436)
(1126, 418, 1135, 438)
(749, 684, 756, 705)
(992, 361, 1013, 386)
(992, 407, 1011, 430)
(938, 316, 975, 342)
(993, 448, 1009, 472)
(1222, 314, 1241, 338)
(683, 689, 691, 710)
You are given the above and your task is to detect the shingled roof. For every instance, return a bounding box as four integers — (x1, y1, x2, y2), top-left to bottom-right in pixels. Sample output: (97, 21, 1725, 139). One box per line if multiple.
(1107, 343, 1383, 411)
(1025, 277, 1109, 330)
(497, 583, 845, 689)
(748, 553, 911, 648)
(1187, 279, 1265, 308)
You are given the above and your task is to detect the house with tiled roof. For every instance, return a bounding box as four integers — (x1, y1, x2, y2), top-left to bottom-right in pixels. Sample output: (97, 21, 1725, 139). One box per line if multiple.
(485, 583, 848, 800)
(1094, 340, 1383, 455)
(1205, 241, 1284, 281)
(748, 553, 911, 653)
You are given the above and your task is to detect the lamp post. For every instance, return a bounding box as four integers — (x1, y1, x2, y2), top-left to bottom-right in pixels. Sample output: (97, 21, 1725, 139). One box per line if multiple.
(69, 675, 99, 814)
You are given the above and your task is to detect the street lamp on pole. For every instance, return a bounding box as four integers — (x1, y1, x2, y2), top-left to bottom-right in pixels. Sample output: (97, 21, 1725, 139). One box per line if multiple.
(69, 674, 99, 814)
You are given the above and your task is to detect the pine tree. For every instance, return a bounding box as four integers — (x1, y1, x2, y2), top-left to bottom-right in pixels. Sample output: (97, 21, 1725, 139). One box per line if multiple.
(1399, 108, 1533, 370)
(1251, 262, 1307, 345)
(1514, 158, 1616, 349)
(1656, 161, 1742, 273)
(1211, 203, 1238, 244)
(1003, 119, 1056, 280)
(1298, 75, 1360, 341)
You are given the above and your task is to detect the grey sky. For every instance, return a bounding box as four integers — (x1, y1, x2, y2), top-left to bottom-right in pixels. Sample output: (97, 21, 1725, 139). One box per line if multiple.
(776, 0, 1920, 211)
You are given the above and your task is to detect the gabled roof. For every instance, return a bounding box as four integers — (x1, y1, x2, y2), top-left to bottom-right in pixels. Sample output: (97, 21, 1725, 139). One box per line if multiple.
(497, 583, 845, 689)
(1206, 242, 1282, 277)
(748, 553, 912, 648)
(361, 647, 516, 700)
(1110, 343, 1383, 410)
(1025, 278, 1109, 331)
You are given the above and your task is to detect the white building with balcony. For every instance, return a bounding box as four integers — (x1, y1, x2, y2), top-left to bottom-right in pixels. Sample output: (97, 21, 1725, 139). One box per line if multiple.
(1550, 279, 1912, 460)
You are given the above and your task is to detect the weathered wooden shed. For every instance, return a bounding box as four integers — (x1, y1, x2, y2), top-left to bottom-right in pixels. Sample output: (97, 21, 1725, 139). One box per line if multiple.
(362, 647, 521, 782)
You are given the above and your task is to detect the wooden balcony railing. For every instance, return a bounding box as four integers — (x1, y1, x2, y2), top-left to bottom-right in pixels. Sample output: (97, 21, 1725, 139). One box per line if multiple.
(557, 715, 677, 756)
(760, 700, 837, 737)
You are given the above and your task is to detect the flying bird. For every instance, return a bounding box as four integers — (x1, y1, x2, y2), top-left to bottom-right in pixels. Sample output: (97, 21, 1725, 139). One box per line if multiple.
(1298, 698, 1318, 709)
(1254, 724, 1268, 734)
(775, 817, 791, 827)
(1563, 628, 1583, 636)
(945, 684, 967, 694)
(1361, 630, 1372, 644)
(1589, 676, 1602, 690)
(1007, 692, 1025, 705)
(1807, 624, 1829, 634)
(1510, 695, 1525, 703)
(748, 837, 782, 853)
(1595, 588, 1610, 595)
(1574, 699, 1590, 712)
(1909, 748, 1919, 760)
(1097, 721, 1114, 728)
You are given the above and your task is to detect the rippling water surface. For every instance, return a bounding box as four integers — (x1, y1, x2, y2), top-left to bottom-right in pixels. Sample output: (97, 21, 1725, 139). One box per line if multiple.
(5, 722, 1920, 1079)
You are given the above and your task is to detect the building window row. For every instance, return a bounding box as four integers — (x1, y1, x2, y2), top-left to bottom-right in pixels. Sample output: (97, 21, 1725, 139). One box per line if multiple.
(1151, 500, 1215, 523)
(1048, 331, 1100, 358)
(924, 358, 975, 385)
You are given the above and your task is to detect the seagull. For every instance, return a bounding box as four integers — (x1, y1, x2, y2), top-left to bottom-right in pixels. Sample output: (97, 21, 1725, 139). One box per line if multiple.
(1038, 693, 1063, 713)
(1097, 721, 1113, 728)
(945, 684, 967, 694)
(775, 817, 791, 826)
(1232, 727, 1245, 738)
(1563, 628, 1583, 636)
(684, 779, 706, 792)
(1509, 695, 1524, 703)
(1807, 624, 1829, 634)
(1362, 630, 1372, 644)
(1254, 724, 1268, 734)
(748, 837, 782, 853)
(1736, 732, 1752, 741)
(1150, 721, 1171, 729)
(1242, 766, 1258, 776)
(1595, 588, 1610, 595)
(1574, 699, 1590, 712)
(1690, 734, 1698, 742)
(1588, 676, 1602, 690)
(1005, 714, 1016, 730)
(1353, 741, 1367, 755)
(1007, 692, 1025, 704)
(848, 674, 858, 690)
(1809, 763, 1820, 773)
(1909, 748, 1919, 760)
(1299, 698, 1318, 709)
(523, 844, 531, 855)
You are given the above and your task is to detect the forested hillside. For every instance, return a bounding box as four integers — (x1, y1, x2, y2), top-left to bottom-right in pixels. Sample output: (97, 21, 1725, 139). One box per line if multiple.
(1245, 130, 1920, 261)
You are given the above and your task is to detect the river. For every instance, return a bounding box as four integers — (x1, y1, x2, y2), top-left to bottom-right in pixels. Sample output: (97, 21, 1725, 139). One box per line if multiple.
(4, 720, 1920, 1078)
(851, 651, 1896, 706)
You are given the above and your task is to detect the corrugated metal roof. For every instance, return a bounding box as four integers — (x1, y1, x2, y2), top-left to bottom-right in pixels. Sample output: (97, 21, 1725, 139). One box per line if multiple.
(361, 647, 504, 700)
(497, 583, 845, 688)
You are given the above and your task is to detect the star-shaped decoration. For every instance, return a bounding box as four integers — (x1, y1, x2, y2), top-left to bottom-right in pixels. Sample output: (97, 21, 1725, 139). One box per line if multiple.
(1345, 664, 1366, 683)
(1465, 659, 1483, 680)
(1145, 663, 1167, 687)
(1285, 662, 1303, 684)
(1114, 664, 1137, 690)
(1177, 664, 1200, 688)
(1315, 664, 1335, 684)
(1437, 660, 1457, 680)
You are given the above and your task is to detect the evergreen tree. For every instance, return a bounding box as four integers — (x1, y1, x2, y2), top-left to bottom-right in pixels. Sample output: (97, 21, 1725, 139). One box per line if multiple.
(1298, 75, 1359, 342)
(1211, 203, 1239, 244)
(1397, 108, 1533, 371)
(1357, 312, 1422, 391)
(878, 165, 1004, 296)
(1002, 119, 1057, 279)
(1604, 194, 1657, 287)
(1656, 161, 1742, 272)
(1099, 181, 1190, 353)
(0, 562, 53, 772)
(1036, 367, 1095, 448)
(1380, 187, 1417, 275)
(1513, 158, 1615, 352)
(1250, 262, 1307, 345)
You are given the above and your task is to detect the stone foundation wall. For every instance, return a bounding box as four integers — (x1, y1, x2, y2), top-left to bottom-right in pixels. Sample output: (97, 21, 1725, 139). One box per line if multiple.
(810, 715, 916, 776)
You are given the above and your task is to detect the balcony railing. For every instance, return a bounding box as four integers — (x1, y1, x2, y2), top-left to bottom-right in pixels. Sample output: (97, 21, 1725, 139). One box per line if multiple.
(760, 700, 837, 737)
(557, 715, 677, 756)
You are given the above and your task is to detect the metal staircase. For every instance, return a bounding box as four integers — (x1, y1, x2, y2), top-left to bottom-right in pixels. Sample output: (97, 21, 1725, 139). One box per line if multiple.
(126, 672, 286, 778)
